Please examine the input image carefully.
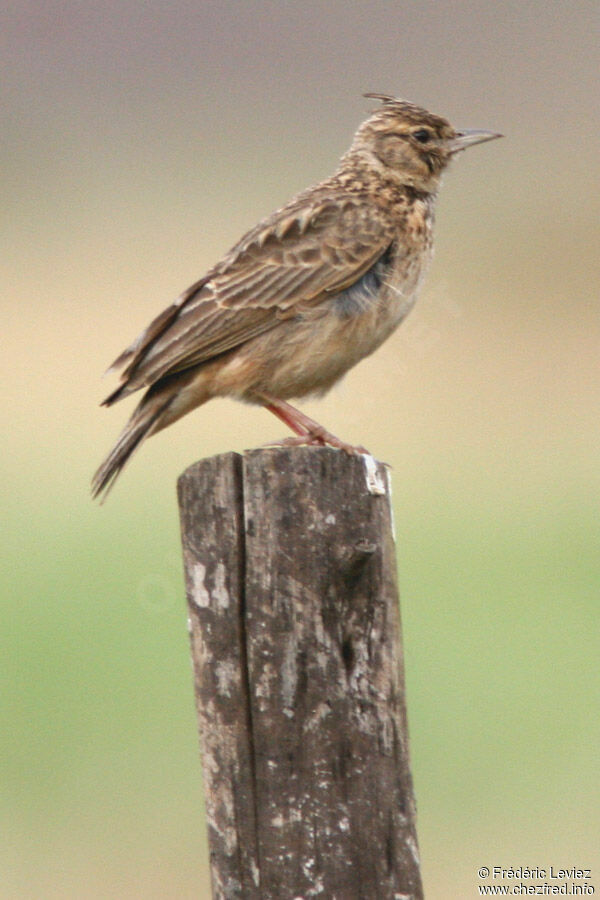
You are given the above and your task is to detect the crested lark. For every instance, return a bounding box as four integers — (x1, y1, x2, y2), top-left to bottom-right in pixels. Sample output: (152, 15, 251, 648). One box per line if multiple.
(93, 93, 501, 498)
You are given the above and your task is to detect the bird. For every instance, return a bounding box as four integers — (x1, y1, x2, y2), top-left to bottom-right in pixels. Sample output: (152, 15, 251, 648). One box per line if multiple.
(92, 93, 501, 499)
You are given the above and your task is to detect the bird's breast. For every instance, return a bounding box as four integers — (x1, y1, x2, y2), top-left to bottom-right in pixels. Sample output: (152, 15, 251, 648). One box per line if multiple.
(331, 238, 429, 340)
(265, 241, 431, 396)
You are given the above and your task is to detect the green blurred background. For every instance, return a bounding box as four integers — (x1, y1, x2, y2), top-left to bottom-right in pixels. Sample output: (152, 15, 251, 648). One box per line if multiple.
(3, 1, 599, 896)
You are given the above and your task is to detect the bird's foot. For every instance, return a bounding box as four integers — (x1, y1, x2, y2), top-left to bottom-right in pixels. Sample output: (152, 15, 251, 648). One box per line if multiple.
(259, 394, 369, 455)
(263, 430, 369, 456)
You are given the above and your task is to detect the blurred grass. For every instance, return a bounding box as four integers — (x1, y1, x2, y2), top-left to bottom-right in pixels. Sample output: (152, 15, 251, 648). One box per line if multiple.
(2, 495, 209, 897)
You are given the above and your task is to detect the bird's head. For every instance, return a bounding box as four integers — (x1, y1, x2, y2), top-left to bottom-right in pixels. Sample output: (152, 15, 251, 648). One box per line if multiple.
(349, 93, 502, 193)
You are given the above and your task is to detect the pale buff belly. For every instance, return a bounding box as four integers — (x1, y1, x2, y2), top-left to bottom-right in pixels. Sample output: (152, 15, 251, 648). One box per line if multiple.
(212, 277, 421, 402)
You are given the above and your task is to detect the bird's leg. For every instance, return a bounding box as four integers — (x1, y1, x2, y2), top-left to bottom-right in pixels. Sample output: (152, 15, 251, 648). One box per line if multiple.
(260, 396, 311, 436)
(259, 394, 369, 455)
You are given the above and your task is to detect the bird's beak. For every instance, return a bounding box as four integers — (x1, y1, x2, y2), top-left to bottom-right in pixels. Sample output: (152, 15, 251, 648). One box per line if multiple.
(447, 129, 503, 154)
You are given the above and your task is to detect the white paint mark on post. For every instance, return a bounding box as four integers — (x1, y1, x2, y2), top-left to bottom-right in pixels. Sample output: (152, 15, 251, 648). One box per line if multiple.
(191, 562, 211, 607)
(213, 561, 230, 607)
(363, 454, 386, 495)
(214, 660, 237, 697)
(407, 833, 421, 866)
(385, 466, 397, 540)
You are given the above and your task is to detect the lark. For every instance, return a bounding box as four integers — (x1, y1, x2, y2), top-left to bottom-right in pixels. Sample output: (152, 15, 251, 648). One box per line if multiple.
(92, 93, 500, 498)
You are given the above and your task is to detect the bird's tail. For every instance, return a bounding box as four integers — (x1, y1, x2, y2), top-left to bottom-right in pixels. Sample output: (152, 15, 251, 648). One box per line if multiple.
(91, 392, 175, 502)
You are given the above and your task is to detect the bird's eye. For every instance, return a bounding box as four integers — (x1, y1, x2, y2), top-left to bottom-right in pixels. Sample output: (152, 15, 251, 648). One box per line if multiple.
(412, 129, 431, 143)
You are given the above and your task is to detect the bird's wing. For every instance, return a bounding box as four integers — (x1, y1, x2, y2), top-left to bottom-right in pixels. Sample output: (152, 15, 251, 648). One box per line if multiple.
(103, 192, 395, 404)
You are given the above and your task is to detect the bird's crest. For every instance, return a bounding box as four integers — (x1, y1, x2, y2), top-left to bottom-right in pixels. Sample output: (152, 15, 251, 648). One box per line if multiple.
(363, 92, 451, 132)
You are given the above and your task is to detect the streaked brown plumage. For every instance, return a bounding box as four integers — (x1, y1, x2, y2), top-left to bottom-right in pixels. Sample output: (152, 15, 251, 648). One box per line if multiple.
(93, 93, 501, 499)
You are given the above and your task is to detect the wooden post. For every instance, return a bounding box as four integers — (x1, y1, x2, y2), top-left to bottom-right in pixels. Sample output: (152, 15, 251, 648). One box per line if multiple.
(177, 447, 423, 900)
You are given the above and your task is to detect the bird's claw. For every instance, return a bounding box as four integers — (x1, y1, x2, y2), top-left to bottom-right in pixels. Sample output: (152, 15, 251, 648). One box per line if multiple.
(262, 433, 370, 456)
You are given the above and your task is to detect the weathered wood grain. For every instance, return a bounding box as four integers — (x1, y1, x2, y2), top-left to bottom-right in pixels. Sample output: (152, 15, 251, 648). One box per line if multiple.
(178, 453, 260, 899)
(178, 447, 422, 900)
